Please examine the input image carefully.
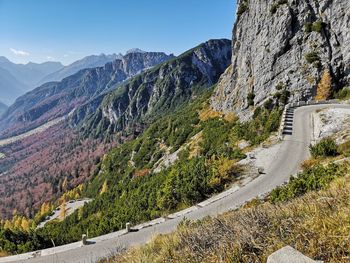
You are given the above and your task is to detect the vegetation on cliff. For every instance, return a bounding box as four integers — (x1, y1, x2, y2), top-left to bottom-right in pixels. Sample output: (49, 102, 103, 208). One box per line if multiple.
(106, 148, 350, 263)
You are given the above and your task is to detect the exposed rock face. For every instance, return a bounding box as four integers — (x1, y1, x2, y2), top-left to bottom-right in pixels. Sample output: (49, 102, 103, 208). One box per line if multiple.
(212, 0, 350, 119)
(0, 52, 174, 138)
(77, 39, 232, 137)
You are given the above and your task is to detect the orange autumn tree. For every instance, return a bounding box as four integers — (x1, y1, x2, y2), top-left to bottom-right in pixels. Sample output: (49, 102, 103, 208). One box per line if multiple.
(315, 70, 332, 101)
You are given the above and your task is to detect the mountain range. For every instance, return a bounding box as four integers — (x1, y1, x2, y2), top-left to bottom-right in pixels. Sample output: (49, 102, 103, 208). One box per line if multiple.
(0, 39, 231, 219)
(74, 39, 232, 137)
(0, 57, 63, 105)
(0, 51, 175, 138)
(38, 53, 123, 85)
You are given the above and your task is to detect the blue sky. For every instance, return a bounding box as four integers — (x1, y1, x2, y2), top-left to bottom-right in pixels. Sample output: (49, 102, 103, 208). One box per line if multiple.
(0, 0, 236, 65)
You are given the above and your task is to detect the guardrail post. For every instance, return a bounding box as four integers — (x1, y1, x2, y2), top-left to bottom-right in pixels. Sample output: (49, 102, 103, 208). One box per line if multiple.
(82, 234, 87, 246)
(126, 222, 131, 233)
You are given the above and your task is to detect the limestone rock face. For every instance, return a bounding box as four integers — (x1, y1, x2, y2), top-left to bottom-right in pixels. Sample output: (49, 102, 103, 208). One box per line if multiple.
(211, 0, 350, 119)
(78, 39, 232, 137)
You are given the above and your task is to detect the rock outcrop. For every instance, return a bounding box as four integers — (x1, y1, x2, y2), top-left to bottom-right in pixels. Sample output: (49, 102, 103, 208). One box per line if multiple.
(211, 0, 350, 119)
(77, 39, 232, 137)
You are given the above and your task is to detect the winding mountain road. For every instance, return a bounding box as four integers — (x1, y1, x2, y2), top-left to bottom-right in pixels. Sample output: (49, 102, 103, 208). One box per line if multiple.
(2, 103, 349, 263)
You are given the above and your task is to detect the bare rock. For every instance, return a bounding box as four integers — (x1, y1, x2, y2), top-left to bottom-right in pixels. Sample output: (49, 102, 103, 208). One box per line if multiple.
(211, 0, 350, 120)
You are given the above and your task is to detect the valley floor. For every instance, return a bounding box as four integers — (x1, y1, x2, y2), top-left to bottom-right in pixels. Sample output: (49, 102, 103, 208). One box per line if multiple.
(0, 116, 65, 148)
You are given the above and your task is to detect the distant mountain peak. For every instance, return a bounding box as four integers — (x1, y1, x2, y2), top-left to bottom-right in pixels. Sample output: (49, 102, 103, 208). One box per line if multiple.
(126, 48, 147, 55)
(0, 56, 11, 63)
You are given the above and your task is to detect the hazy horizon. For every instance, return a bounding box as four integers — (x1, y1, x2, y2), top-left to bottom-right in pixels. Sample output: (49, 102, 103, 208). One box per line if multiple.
(0, 0, 235, 66)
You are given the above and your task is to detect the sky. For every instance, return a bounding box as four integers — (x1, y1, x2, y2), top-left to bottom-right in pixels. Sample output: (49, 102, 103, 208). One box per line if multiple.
(0, 0, 236, 66)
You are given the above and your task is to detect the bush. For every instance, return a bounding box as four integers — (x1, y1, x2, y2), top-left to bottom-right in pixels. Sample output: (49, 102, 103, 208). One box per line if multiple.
(305, 52, 320, 64)
(270, 0, 288, 14)
(273, 89, 290, 105)
(304, 22, 313, 33)
(235, 107, 282, 145)
(338, 140, 350, 157)
(270, 163, 346, 203)
(334, 87, 350, 100)
(237, 1, 248, 17)
(247, 92, 255, 106)
(312, 21, 323, 32)
(310, 138, 338, 158)
(275, 82, 285, 90)
(263, 98, 273, 109)
(305, 21, 323, 33)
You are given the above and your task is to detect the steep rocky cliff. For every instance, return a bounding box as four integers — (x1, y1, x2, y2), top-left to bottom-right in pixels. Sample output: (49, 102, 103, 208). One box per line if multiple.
(0, 52, 174, 138)
(76, 39, 232, 137)
(212, 0, 350, 119)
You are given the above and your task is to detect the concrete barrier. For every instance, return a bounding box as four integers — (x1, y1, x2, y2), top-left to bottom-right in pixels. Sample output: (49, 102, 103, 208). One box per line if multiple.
(267, 246, 323, 263)
(278, 99, 340, 140)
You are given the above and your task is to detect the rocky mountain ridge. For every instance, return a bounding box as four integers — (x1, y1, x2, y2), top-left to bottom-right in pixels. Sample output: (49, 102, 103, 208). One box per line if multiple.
(211, 0, 350, 119)
(0, 57, 63, 104)
(0, 52, 174, 138)
(74, 39, 232, 137)
(0, 56, 63, 87)
(38, 53, 123, 85)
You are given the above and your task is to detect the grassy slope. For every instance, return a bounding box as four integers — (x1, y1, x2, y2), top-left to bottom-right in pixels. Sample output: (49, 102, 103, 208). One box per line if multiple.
(107, 146, 350, 263)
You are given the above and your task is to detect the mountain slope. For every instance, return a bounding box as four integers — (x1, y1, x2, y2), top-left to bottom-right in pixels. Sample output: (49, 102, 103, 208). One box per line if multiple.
(38, 53, 123, 85)
(0, 39, 230, 222)
(0, 56, 63, 88)
(0, 67, 28, 105)
(0, 52, 174, 138)
(0, 101, 7, 116)
(75, 39, 232, 137)
(211, 0, 350, 118)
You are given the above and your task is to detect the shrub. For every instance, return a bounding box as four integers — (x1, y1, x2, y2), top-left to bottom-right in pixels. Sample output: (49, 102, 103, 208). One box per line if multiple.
(310, 138, 338, 158)
(304, 22, 313, 33)
(274, 89, 290, 105)
(338, 140, 350, 157)
(247, 92, 255, 106)
(270, 163, 346, 203)
(235, 107, 282, 145)
(270, 0, 288, 14)
(263, 98, 273, 109)
(275, 82, 285, 90)
(237, 1, 248, 17)
(312, 21, 323, 32)
(334, 87, 350, 100)
(305, 21, 323, 33)
(305, 52, 320, 64)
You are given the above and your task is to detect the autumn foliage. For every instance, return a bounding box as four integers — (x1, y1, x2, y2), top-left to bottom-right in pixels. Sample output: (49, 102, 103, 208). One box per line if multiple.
(315, 70, 332, 101)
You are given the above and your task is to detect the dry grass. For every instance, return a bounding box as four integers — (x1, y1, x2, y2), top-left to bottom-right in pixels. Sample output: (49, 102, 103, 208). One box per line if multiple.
(223, 112, 238, 123)
(300, 158, 319, 170)
(0, 251, 10, 257)
(107, 163, 350, 263)
(198, 107, 222, 121)
(188, 132, 203, 159)
(134, 168, 151, 178)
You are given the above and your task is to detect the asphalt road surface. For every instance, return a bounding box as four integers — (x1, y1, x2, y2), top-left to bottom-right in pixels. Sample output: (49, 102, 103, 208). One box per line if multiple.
(2, 103, 349, 263)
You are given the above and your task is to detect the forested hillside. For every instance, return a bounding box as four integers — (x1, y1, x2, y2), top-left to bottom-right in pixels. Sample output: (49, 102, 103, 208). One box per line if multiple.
(0, 83, 283, 254)
(109, 145, 350, 263)
(0, 40, 231, 220)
